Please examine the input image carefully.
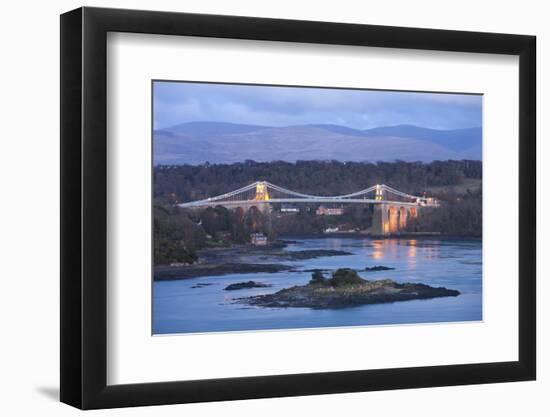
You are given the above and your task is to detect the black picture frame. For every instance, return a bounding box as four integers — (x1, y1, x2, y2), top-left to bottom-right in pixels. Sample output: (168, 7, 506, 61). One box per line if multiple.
(60, 6, 536, 410)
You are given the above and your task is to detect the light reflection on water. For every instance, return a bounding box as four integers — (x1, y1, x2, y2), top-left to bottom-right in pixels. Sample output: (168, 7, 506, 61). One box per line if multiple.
(407, 240, 417, 268)
(371, 240, 384, 260)
(153, 237, 482, 335)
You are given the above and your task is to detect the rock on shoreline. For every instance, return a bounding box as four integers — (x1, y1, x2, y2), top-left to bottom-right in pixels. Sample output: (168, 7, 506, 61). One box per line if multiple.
(238, 269, 459, 309)
(365, 265, 395, 272)
(264, 249, 353, 261)
(154, 263, 292, 281)
(154, 248, 352, 281)
(224, 281, 272, 291)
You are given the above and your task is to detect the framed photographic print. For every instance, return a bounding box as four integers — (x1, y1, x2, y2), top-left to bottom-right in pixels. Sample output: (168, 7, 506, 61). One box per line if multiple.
(60, 7, 536, 409)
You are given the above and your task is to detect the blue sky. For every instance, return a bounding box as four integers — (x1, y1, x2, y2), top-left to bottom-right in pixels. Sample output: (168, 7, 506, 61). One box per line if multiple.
(153, 81, 482, 130)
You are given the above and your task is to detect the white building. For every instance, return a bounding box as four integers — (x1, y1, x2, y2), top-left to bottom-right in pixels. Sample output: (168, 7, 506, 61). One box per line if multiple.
(250, 233, 268, 246)
(281, 204, 300, 213)
(316, 206, 344, 216)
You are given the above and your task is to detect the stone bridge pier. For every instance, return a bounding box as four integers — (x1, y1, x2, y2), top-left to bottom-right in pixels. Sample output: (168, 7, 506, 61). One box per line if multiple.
(372, 204, 418, 237)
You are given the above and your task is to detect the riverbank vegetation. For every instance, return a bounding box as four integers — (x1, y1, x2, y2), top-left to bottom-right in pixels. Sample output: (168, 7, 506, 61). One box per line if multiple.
(405, 185, 482, 237)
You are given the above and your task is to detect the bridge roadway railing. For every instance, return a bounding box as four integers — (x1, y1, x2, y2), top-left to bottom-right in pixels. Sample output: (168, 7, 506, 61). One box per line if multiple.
(178, 198, 439, 209)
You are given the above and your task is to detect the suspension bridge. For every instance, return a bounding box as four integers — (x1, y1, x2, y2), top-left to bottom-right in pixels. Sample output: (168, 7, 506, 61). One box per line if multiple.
(177, 181, 439, 236)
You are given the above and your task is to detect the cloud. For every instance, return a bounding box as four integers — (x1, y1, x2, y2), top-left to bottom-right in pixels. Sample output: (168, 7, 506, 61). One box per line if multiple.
(153, 81, 482, 130)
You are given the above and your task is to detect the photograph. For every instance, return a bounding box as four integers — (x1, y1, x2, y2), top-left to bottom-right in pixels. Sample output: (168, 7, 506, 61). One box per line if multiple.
(1, 1, 541, 413)
(152, 81, 483, 335)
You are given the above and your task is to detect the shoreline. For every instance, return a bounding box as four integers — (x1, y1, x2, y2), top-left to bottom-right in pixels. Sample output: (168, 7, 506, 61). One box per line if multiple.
(191, 234, 482, 259)
(153, 235, 481, 281)
(277, 233, 482, 240)
(154, 244, 352, 281)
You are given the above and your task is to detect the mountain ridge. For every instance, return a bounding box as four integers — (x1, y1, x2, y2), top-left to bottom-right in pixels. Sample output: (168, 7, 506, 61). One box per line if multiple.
(154, 121, 482, 165)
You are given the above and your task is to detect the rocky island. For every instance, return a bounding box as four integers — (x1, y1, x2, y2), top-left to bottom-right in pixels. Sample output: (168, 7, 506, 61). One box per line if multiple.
(238, 269, 460, 309)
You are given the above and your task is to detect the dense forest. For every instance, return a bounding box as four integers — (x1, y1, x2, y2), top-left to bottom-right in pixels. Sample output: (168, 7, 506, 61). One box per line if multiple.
(154, 160, 481, 204)
(154, 160, 482, 265)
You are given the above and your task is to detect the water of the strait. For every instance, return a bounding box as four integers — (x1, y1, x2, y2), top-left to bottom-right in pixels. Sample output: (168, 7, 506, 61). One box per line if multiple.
(153, 237, 482, 334)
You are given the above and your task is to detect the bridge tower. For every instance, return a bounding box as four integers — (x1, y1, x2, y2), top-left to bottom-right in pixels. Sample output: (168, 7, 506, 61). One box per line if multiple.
(253, 181, 271, 213)
(254, 181, 270, 201)
(371, 185, 389, 237)
(375, 184, 384, 201)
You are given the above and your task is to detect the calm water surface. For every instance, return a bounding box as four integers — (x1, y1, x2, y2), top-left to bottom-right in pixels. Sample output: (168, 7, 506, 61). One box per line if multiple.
(153, 237, 482, 334)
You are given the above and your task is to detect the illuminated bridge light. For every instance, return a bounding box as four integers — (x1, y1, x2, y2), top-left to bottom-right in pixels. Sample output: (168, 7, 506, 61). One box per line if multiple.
(375, 184, 383, 201)
(254, 182, 270, 201)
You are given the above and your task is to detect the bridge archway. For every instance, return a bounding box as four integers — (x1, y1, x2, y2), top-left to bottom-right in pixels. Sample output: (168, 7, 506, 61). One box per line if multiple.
(388, 206, 399, 234)
(233, 206, 245, 219)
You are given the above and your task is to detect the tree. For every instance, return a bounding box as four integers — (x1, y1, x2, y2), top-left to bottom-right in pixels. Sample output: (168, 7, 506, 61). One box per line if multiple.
(329, 269, 365, 287)
(309, 270, 327, 285)
(153, 206, 206, 265)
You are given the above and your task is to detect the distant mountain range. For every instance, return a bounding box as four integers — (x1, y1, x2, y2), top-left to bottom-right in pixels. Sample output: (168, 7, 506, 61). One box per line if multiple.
(153, 121, 482, 165)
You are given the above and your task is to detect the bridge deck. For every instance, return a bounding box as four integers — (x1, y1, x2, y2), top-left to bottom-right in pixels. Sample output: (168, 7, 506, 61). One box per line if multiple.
(175, 181, 439, 209)
(178, 198, 438, 209)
